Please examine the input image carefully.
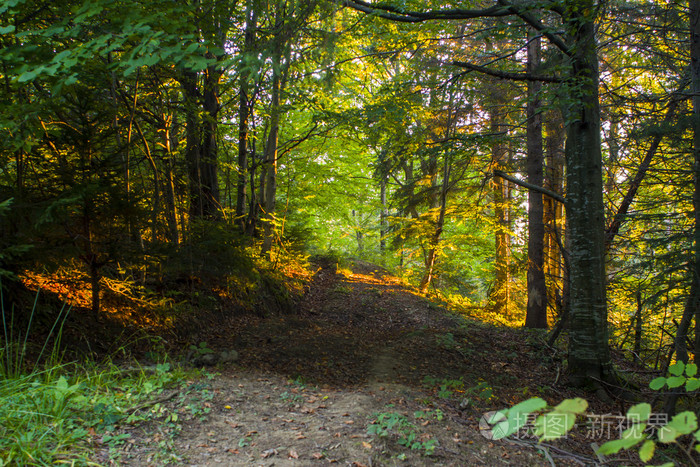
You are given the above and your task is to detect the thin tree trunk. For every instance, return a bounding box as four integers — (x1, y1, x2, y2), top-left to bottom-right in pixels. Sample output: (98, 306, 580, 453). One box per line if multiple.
(525, 31, 547, 328)
(236, 3, 257, 226)
(419, 153, 450, 293)
(544, 110, 565, 318)
(380, 174, 388, 255)
(261, 42, 282, 254)
(491, 108, 510, 316)
(162, 114, 180, 245)
(634, 291, 643, 358)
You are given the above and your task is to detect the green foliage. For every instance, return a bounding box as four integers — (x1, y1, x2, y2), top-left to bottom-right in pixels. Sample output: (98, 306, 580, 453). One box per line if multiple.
(367, 410, 438, 455)
(422, 375, 464, 399)
(0, 286, 205, 465)
(189, 341, 214, 357)
(651, 362, 700, 392)
(493, 363, 700, 464)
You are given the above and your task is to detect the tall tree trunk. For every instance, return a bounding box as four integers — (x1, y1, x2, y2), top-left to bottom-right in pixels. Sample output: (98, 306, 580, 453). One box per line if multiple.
(544, 110, 565, 318)
(261, 42, 283, 254)
(525, 31, 547, 328)
(564, 2, 613, 386)
(181, 65, 222, 222)
(236, 3, 257, 226)
(380, 173, 388, 255)
(163, 114, 180, 245)
(491, 108, 510, 316)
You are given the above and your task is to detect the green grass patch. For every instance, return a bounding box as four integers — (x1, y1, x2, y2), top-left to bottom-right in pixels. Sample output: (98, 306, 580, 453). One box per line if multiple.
(0, 285, 195, 465)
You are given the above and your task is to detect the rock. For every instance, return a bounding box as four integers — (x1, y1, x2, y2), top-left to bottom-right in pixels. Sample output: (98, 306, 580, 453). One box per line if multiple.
(219, 350, 239, 363)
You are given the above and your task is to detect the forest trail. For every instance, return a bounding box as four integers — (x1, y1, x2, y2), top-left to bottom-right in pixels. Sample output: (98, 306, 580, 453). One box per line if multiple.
(106, 258, 593, 466)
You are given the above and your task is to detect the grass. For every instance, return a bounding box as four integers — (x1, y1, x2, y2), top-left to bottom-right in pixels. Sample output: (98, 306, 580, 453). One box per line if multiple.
(0, 285, 195, 465)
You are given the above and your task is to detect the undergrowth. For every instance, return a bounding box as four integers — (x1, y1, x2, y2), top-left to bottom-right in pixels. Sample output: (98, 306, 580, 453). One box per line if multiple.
(0, 285, 196, 465)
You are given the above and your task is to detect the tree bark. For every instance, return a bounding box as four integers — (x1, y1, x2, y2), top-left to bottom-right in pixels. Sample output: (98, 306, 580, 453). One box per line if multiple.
(525, 31, 547, 328)
(181, 68, 221, 221)
(236, 3, 257, 226)
(564, 1, 613, 386)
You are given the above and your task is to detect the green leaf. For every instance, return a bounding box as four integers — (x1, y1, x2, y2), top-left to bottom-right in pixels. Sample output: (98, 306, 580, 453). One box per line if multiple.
(621, 423, 646, 443)
(650, 377, 667, 390)
(686, 363, 698, 377)
(666, 376, 685, 388)
(0, 25, 15, 34)
(554, 397, 588, 414)
(658, 425, 679, 443)
(667, 412, 697, 435)
(597, 439, 628, 455)
(56, 376, 68, 391)
(686, 378, 700, 392)
(17, 68, 42, 82)
(626, 403, 651, 423)
(534, 412, 577, 441)
(668, 362, 685, 376)
(510, 397, 547, 414)
(638, 439, 655, 462)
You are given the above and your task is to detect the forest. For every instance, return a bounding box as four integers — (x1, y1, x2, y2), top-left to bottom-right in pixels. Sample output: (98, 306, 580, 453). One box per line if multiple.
(1, 0, 700, 465)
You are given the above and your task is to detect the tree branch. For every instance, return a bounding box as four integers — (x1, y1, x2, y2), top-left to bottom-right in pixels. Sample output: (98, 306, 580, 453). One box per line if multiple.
(343, 0, 571, 55)
(343, 0, 511, 23)
(496, 0, 571, 55)
(494, 170, 566, 204)
(452, 60, 562, 83)
(604, 87, 688, 251)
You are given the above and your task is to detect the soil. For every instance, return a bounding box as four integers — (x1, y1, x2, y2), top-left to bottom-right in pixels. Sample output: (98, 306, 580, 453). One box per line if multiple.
(101, 258, 639, 466)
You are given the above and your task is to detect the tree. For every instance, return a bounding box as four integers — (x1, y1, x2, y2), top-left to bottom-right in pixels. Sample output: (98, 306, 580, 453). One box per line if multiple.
(525, 30, 547, 329)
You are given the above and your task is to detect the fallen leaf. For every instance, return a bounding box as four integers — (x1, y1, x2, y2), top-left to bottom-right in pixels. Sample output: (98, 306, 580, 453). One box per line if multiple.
(312, 452, 324, 459)
(344, 420, 354, 425)
(262, 448, 278, 458)
(288, 449, 299, 459)
(362, 441, 372, 449)
(296, 433, 306, 440)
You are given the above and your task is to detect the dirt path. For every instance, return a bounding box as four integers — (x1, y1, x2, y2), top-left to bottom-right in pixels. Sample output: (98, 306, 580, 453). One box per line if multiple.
(107, 258, 598, 466)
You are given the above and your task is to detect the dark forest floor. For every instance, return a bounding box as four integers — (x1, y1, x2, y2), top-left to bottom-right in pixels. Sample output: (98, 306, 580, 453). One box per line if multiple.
(97, 257, 647, 466)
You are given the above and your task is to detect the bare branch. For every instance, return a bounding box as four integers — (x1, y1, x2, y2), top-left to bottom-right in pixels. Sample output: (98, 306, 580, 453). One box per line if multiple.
(494, 170, 566, 204)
